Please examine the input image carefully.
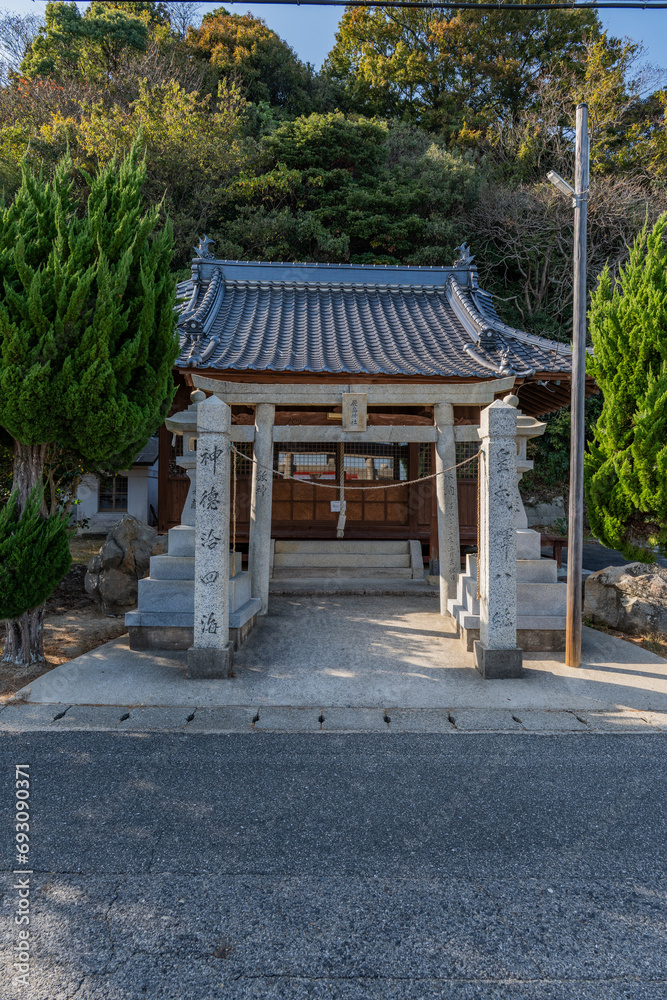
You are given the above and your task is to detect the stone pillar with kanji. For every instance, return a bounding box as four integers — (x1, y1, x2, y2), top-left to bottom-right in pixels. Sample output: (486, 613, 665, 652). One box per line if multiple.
(187, 395, 233, 678)
(474, 399, 523, 678)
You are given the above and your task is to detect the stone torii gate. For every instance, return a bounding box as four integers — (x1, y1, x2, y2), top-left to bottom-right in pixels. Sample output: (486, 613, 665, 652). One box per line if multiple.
(184, 377, 536, 679)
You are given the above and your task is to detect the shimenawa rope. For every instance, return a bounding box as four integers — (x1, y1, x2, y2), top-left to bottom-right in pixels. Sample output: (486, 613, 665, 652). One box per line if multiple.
(229, 443, 481, 491)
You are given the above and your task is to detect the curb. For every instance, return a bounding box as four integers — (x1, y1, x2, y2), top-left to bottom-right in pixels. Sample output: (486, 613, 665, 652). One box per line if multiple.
(1, 704, 666, 734)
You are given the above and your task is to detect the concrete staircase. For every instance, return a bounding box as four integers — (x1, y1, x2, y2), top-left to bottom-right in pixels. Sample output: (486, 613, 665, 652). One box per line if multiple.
(272, 539, 424, 580)
(272, 540, 424, 581)
(447, 528, 566, 652)
(125, 525, 261, 650)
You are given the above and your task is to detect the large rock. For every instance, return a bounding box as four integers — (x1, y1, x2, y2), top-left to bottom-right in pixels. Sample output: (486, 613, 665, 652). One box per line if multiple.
(584, 562, 667, 638)
(85, 515, 166, 614)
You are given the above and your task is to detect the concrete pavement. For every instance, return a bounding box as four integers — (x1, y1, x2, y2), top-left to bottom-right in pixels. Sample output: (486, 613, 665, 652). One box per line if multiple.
(11, 596, 667, 716)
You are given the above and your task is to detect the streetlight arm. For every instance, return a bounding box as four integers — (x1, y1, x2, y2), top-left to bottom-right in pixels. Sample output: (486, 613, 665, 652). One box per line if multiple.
(547, 170, 576, 198)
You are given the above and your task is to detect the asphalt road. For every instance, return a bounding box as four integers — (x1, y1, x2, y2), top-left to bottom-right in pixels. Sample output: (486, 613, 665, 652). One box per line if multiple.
(1, 732, 666, 999)
(561, 543, 667, 572)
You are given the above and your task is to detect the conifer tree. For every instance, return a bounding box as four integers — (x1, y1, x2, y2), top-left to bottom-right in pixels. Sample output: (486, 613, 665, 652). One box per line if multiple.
(0, 488, 72, 664)
(585, 214, 667, 561)
(0, 142, 178, 664)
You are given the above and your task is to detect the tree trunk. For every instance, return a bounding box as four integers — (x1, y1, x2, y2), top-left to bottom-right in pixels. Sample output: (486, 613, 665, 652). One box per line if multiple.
(12, 440, 48, 513)
(2, 606, 46, 665)
(2, 441, 49, 665)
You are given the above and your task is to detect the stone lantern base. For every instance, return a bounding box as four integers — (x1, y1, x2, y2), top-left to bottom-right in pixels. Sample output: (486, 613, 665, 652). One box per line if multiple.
(125, 525, 261, 652)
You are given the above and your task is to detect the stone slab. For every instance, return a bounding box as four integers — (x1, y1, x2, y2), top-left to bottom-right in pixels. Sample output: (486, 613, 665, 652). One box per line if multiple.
(516, 529, 542, 560)
(128, 625, 192, 650)
(0, 703, 72, 730)
(460, 626, 566, 653)
(137, 578, 194, 612)
(229, 596, 261, 628)
(253, 708, 323, 731)
(117, 707, 194, 729)
(516, 581, 567, 615)
(187, 707, 257, 731)
(474, 642, 524, 679)
(125, 611, 193, 628)
(187, 643, 233, 679)
(517, 558, 558, 583)
(275, 540, 409, 554)
(269, 578, 438, 596)
(449, 709, 524, 731)
(150, 554, 195, 580)
(272, 566, 414, 579)
(52, 706, 133, 729)
(578, 711, 655, 732)
(514, 710, 588, 731)
(637, 711, 667, 731)
(320, 708, 389, 731)
(167, 524, 195, 556)
(408, 539, 423, 579)
(274, 552, 411, 568)
(385, 709, 456, 732)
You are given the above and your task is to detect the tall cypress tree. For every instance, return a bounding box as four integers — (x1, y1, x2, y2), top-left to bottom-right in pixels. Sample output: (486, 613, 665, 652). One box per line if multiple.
(0, 142, 178, 664)
(585, 214, 667, 561)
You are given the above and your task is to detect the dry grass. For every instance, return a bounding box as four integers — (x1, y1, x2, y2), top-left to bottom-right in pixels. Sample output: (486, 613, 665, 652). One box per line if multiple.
(68, 533, 107, 565)
(583, 618, 667, 660)
(1, 534, 127, 703)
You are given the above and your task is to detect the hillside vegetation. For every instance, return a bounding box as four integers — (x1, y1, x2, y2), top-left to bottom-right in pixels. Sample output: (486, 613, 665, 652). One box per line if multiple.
(1, 0, 664, 345)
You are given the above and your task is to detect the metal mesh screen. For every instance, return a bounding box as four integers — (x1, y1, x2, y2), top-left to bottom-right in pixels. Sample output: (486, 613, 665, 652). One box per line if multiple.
(273, 442, 409, 481)
(343, 442, 408, 481)
(274, 443, 337, 480)
(418, 443, 432, 478)
(456, 441, 479, 480)
(233, 442, 253, 475)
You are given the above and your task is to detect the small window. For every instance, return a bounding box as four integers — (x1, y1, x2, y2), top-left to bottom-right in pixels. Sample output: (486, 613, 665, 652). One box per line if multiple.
(98, 475, 128, 512)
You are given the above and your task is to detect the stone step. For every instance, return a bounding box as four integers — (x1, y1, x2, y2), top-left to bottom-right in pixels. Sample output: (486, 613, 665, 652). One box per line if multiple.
(168, 525, 195, 557)
(150, 555, 194, 580)
(453, 574, 566, 618)
(518, 582, 567, 616)
(274, 540, 409, 555)
(137, 570, 252, 613)
(465, 554, 557, 584)
(272, 566, 414, 580)
(516, 529, 542, 560)
(273, 552, 411, 569)
(458, 612, 567, 631)
(138, 578, 193, 613)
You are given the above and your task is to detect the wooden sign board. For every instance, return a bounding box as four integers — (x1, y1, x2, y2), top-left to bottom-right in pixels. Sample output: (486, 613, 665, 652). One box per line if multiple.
(341, 393, 367, 432)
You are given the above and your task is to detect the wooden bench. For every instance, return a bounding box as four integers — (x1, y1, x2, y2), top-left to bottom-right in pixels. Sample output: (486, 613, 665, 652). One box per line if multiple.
(540, 533, 567, 568)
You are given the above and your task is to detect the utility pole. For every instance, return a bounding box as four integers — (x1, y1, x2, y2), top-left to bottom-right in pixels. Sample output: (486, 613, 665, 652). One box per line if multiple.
(547, 103, 589, 668)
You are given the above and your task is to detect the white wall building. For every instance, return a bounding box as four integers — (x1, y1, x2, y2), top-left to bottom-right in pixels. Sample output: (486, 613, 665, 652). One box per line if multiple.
(74, 437, 159, 534)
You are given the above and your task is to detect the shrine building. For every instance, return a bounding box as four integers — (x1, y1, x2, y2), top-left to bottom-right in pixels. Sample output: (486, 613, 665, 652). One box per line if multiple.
(159, 243, 584, 580)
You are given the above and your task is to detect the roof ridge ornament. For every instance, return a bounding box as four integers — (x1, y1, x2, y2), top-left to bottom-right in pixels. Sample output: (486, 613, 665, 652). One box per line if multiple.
(194, 234, 216, 259)
(453, 243, 475, 267)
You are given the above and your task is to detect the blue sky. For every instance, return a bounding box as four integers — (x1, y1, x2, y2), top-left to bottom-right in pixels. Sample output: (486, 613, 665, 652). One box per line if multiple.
(5, 2, 667, 71)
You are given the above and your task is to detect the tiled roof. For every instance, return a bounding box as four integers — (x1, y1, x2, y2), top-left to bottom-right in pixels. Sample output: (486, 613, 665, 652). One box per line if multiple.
(175, 257, 572, 380)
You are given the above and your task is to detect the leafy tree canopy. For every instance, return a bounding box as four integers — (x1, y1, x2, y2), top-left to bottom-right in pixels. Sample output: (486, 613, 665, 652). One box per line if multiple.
(324, 4, 600, 136)
(215, 113, 479, 264)
(187, 7, 314, 114)
(20, 1, 149, 82)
